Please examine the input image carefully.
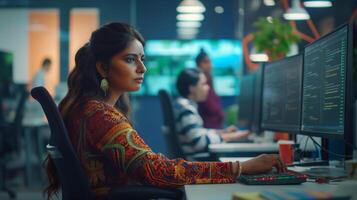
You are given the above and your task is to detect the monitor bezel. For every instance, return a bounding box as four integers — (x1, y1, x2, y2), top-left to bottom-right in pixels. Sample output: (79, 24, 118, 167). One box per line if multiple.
(300, 23, 353, 140)
(260, 54, 303, 133)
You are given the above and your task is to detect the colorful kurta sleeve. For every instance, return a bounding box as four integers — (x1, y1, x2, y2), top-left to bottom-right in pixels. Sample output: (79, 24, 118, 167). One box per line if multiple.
(84, 101, 238, 188)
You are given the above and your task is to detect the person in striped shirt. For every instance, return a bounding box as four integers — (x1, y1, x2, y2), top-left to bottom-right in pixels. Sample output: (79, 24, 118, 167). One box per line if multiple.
(174, 68, 250, 156)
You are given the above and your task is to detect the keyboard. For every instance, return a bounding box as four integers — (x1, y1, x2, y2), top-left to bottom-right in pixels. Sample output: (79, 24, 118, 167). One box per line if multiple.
(238, 170, 308, 185)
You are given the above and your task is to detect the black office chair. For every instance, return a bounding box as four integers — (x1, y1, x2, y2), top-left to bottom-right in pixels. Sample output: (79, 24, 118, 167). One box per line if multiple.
(158, 90, 212, 161)
(0, 87, 28, 199)
(158, 90, 186, 159)
(31, 86, 183, 200)
(1, 87, 28, 153)
(0, 90, 4, 123)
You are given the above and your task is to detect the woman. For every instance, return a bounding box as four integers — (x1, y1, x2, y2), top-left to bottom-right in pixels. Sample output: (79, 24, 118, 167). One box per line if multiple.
(195, 49, 224, 129)
(44, 22, 286, 199)
(174, 68, 249, 156)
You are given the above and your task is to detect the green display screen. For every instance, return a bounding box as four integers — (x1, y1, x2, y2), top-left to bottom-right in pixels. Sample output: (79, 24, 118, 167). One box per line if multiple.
(135, 40, 243, 96)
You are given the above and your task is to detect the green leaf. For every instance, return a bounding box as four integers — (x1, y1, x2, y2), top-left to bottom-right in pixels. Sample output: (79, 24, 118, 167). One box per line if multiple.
(252, 17, 301, 61)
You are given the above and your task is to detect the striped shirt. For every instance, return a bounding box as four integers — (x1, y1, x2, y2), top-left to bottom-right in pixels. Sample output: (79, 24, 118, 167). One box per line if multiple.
(173, 97, 222, 155)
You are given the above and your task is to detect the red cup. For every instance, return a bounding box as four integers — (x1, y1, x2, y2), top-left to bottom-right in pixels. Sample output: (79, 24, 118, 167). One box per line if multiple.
(278, 140, 294, 164)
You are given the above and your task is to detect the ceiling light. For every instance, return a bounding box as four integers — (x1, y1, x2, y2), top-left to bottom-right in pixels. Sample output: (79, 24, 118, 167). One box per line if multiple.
(283, 0, 310, 20)
(177, 13, 204, 21)
(214, 6, 224, 14)
(178, 33, 196, 40)
(177, 0, 206, 13)
(177, 28, 199, 35)
(177, 21, 201, 28)
(250, 47, 269, 62)
(264, 0, 275, 6)
(177, 31, 197, 40)
(303, 0, 332, 8)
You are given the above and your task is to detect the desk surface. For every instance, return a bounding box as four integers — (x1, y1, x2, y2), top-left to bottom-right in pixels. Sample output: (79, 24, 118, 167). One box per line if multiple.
(184, 181, 338, 200)
(209, 141, 316, 154)
(209, 143, 279, 153)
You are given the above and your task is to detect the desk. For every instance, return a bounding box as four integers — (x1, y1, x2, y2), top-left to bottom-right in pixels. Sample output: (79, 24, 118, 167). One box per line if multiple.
(209, 142, 317, 158)
(1, 99, 48, 187)
(22, 107, 48, 187)
(219, 157, 254, 162)
(210, 143, 279, 153)
(209, 143, 279, 158)
(184, 182, 338, 200)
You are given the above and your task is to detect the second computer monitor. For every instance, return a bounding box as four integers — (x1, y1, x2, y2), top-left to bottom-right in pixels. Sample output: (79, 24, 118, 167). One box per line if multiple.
(301, 24, 351, 139)
(238, 67, 263, 132)
(251, 66, 263, 133)
(238, 73, 255, 129)
(261, 55, 303, 132)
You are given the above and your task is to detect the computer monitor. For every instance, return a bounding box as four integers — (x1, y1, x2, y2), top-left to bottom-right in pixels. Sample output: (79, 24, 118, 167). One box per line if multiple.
(251, 66, 263, 133)
(0, 50, 13, 121)
(238, 66, 263, 133)
(238, 73, 255, 129)
(301, 24, 354, 142)
(0, 50, 13, 84)
(141, 39, 242, 96)
(353, 21, 357, 152)
(261, 55, 303, 133)
(0, 51, 13, 96)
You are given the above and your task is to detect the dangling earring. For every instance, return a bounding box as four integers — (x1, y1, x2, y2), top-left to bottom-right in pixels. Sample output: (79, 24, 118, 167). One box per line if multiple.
(100, 78, 109, 96)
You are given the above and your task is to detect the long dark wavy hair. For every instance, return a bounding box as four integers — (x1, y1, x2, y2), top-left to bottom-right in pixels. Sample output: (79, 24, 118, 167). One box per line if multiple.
(43, 22, 145, 199)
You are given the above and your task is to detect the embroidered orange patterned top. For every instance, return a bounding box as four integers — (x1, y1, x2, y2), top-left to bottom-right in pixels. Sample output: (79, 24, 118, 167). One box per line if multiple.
(65, 100, 238, 199)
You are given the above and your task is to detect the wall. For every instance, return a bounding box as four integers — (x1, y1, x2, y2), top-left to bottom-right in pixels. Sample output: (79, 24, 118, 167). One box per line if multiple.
(29, 9, 59, 95)
(0, 9, 28, 83)
(69, 8, 99, 71)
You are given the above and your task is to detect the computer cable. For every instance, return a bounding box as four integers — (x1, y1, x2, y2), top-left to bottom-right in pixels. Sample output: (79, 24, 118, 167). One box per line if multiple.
(298, 136, 309, 160)
(309, 136, 354, 159)
(341, 139, 357, 150)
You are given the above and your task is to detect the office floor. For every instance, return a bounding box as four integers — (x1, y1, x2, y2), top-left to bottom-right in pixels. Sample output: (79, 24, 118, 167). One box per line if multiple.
(0, 189, 47, 200)
(1, 161, 52, 200)
(0, 180, 61, 200)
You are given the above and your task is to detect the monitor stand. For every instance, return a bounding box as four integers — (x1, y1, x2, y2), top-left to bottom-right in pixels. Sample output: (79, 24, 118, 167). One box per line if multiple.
(290, 160, 329, 167)
(290, 138, 330, 167)
(289, 138, 347, 178)
(289, 161, 347, 179)
(301, 166, 347, 178)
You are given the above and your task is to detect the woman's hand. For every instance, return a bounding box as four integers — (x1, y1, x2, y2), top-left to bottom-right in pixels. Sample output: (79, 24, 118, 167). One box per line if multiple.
(240, 154, 287, 174)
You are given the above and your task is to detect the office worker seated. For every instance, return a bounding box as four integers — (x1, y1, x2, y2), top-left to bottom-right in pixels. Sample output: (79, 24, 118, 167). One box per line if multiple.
(195, 49, 224, 129)
(44, 22, 286, 200)
(174, 68, 250, 156)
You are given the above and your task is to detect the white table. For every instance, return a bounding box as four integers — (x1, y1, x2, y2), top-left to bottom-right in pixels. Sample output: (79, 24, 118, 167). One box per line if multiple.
(209, 143, 279, 153)
(209, 142, 317, 159)
(184, 181, 343, 200)
(219, 157, 254, 162)
(22, 110, 48, 187)
(184, 164, 357, 200)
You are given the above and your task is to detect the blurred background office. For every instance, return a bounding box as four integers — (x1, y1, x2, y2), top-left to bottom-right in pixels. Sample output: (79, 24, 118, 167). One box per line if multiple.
(0, 0, 357, 199)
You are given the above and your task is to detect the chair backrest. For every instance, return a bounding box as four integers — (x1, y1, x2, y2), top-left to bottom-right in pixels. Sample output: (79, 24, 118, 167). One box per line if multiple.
(158, 90, 185, 159)
(13, 88, 28, 130)
(30, 86, 93, 200)
(12, 88, 29, 153)
(0, 91, 3, 122)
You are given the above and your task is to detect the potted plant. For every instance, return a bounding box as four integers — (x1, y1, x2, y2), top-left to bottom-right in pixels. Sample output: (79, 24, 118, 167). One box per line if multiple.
(252, 17, 300, 61)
